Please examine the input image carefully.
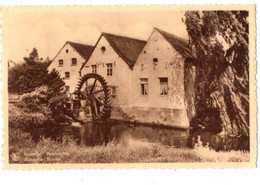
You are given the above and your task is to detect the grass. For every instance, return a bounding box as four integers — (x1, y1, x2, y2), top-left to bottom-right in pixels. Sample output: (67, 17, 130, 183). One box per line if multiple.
(9, 137, 250, 164)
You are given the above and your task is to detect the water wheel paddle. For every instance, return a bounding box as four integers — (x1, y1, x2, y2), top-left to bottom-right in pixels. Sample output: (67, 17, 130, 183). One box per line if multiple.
(73, 73, 111, 121)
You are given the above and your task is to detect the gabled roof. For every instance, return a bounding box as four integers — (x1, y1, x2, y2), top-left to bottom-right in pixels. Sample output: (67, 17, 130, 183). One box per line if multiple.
(49, 41, 94, 67)
(103, 33, 147, 67)
(80, 32, 146, 70)
(155, 28, 193, 58)
(67, 41, 94, 60)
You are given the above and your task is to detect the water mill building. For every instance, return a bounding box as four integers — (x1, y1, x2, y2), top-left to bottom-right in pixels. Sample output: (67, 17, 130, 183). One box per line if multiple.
(50, 28, 196, 128)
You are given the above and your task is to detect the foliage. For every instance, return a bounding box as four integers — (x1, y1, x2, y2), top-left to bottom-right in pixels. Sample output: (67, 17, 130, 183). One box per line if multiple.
(9, 103, 55, 132)
(11, 88, 70, 133)
(184, 11, 249, 136)
(48, 94, 71, 123)
(18, 86, 49, 112)
(8, 48, 65, 95)
(23, 48, 39, 65)
(8, 61, 47, 94)
(8, 47, 70, 123)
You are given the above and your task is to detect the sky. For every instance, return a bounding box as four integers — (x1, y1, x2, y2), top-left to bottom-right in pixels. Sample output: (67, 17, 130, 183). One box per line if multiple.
(3, 7, 188, 63)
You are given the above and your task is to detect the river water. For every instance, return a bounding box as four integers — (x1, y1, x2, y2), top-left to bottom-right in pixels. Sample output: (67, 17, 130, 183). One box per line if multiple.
(36, 121, 249, 151)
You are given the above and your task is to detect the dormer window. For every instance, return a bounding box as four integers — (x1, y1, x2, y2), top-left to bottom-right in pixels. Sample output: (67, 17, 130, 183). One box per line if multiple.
(71, 58, 77, 66)
(58, 59, 63, 66)
(101, 46, 106, 52)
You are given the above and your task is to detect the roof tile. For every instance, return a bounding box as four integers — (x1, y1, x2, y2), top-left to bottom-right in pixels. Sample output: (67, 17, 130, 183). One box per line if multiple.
(103, 33, 147, 68)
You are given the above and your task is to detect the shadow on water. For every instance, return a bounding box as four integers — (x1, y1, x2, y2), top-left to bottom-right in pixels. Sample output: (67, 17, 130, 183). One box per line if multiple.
(32, 120, 249, 151)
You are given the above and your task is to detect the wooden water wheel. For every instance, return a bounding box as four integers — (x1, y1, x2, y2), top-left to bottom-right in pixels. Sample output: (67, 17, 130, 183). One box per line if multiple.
(73, 73, 111, 121)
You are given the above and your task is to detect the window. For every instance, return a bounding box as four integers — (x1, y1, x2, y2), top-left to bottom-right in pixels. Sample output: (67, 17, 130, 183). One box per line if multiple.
(141, 64, 144, 71)
(153, 58, 158, 70)
(140, 78, 148, 95)
(71, 58, 77, 66)
(66, 49, 69, 53)
(109, 86, 117, 97)
(159, 78, 168, 95)
(91, 65, 97, 74)
(101, 46, 106, 52)
(106, 63, 113, 76)
(65, 72, 70, 79)
(65, 86, 70, 92)
(58, 59, 63, 66)
(153, 58, 158, 62)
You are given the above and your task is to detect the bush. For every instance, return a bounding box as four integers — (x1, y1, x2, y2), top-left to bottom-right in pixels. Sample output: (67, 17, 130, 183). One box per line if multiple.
(9, 106, 54, 131)
(18, 86, 48, 112)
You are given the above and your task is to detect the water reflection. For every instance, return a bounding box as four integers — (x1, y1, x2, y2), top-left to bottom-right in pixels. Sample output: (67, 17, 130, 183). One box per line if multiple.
(60, 122, 190, 148)
(35, 121, 249, 151)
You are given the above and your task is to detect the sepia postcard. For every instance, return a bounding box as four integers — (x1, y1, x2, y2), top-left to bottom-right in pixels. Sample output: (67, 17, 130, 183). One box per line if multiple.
(1, 5, 256, 169)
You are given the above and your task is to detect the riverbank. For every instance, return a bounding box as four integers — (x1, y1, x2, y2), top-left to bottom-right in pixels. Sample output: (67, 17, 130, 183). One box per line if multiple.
(8, 102, 249, 163)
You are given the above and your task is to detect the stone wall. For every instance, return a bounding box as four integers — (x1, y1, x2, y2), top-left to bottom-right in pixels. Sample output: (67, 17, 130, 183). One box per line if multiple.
(110, 106, 189, 129)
